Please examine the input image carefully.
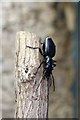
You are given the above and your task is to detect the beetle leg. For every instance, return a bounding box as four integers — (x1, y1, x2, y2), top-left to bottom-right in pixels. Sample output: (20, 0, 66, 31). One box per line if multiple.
(51, 73, 55, 91)
(52, 60, 56, 68)
(34, 61, 44, 75)
(34, 74, 45, 92)
(53, 60, 57, 63)
(26, 45, 44, 56)
(48, 76, 52, 87)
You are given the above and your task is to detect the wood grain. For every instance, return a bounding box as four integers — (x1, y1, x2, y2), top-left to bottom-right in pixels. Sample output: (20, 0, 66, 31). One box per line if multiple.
(15, 31, 49, 118)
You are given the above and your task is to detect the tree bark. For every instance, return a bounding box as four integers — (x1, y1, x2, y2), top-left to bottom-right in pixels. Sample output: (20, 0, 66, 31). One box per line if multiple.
(15, 31, 49, 118)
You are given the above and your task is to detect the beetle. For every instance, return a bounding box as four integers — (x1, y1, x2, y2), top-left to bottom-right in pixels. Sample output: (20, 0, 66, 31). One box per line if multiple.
(26, 36, 56, 91)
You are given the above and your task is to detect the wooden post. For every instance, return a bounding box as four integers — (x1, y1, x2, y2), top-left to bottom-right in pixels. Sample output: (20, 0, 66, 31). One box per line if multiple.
(15, 31, 49, 118)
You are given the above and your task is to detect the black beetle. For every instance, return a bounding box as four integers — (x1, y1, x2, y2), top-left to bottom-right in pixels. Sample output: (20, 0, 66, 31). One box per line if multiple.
(26, 36, 56, 91)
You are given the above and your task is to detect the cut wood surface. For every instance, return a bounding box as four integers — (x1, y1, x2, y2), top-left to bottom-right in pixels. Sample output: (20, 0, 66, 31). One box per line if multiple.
(15, 31, 49, 118)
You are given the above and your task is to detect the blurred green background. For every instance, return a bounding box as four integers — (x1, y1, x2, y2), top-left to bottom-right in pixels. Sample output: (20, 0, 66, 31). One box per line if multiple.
(1, 2, 78, 118)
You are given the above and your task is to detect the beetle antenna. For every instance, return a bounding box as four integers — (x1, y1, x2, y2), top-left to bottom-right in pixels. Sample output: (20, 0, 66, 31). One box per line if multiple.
(39, 41, 43, 45)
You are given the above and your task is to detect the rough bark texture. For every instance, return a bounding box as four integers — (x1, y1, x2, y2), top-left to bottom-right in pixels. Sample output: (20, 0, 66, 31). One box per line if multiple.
(15, 31, 49, 118)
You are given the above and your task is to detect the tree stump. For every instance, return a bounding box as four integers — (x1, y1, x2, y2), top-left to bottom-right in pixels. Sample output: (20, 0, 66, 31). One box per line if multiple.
(15, 31, 49, 118)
